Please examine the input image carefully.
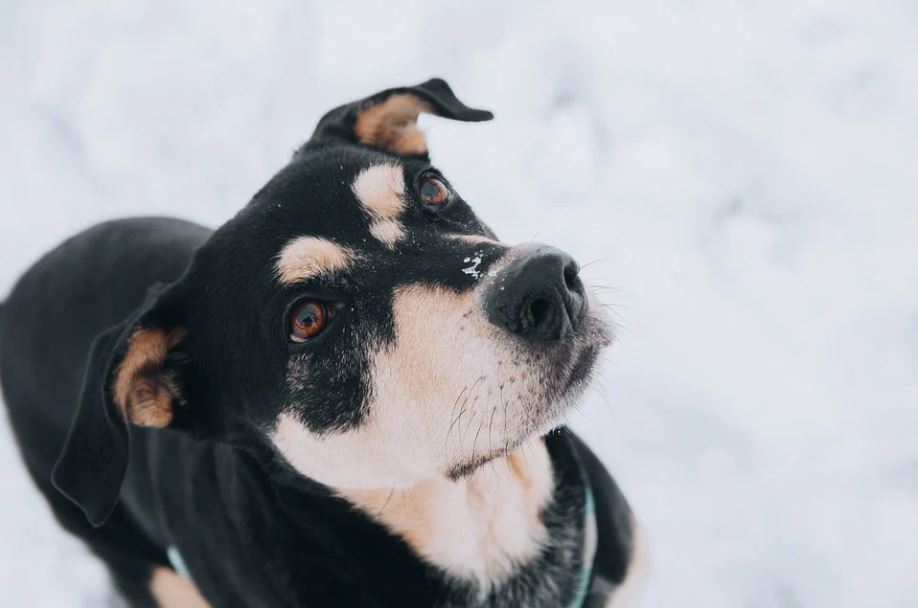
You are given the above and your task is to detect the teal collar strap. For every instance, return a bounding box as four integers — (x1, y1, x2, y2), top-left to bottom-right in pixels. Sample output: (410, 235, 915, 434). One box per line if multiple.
(167, 545, 191, 580)
(567, 480, 597, 608)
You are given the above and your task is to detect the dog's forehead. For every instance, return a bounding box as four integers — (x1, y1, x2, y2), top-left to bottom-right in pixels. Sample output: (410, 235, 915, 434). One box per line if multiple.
(241, 147, 498, 284)
(262, 148, 399, 219)
(267, 156, 407, 251)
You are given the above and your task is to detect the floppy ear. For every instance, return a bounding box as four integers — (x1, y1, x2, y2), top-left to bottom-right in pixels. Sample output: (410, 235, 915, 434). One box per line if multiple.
(52, 285, 192, 527)
(302, 77, 493, 156)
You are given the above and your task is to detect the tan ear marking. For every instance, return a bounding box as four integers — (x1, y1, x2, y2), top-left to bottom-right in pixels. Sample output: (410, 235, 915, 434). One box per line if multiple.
(354, 94, 432, 155)
(113, 327, 186, 428)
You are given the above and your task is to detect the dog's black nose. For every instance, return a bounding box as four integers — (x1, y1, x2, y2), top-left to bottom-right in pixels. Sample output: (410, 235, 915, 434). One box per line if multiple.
(485, 246, 586, 343)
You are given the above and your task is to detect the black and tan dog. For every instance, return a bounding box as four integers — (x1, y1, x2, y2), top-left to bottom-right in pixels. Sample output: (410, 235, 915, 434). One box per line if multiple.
(0, 79, 644, 607)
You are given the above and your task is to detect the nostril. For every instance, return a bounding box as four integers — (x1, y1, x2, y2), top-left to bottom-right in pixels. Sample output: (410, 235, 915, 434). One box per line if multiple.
(528, 297, 553, 329)
(563, 264, 579, 293)
(484, 247, 584, 344)
(563, 263, 585, 301)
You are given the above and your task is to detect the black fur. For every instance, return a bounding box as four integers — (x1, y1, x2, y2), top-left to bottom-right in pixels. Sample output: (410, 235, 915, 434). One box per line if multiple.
(0, 79, 636, 607)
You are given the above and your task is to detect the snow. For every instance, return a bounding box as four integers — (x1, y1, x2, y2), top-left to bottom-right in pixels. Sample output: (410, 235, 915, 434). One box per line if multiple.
(2, 1, 917, 606)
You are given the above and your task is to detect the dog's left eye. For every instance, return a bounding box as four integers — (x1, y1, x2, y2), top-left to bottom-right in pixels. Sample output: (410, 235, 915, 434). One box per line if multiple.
(289, 300, 335, 343)
(418, 174, 451, 208)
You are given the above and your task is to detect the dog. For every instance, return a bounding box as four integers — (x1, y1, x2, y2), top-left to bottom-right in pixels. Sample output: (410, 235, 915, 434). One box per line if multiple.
(0, 79, 644, 607)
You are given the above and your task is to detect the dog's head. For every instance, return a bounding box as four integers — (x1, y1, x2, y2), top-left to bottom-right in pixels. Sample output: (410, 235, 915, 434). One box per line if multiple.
(54, 79, 613, 526)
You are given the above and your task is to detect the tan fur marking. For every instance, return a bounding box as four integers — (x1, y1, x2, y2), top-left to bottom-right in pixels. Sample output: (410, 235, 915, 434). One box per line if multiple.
(352, 164, 407, 248)
(606, 521, 649, 607)
(113, 327, 185, 428)
(354, 94, 432, 154)
(351, 164, 405, 218)
(150, 567, 210, 608)
(340, 438, 553, 585)
(275, 236, 355, 285)
(369, 218, 405, 248)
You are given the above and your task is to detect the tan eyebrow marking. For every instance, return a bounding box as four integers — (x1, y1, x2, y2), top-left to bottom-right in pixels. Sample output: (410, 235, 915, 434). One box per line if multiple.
(370, 219, 406, 248)
(352, 164, 406, 218)
(352, 164, 407, 248)
(275, 236, 355, 284)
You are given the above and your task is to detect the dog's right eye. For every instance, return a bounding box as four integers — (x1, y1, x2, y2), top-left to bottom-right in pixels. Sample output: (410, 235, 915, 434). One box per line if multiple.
(417, 173, 451, 209)
(289, 300, 335, 343)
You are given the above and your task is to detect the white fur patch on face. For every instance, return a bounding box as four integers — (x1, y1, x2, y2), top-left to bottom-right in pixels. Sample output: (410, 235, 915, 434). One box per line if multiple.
(150, 567, 210, 608)
(275, 236, 355, 285)
(341, 437, 554, 586)
(352, 164, 406, 248)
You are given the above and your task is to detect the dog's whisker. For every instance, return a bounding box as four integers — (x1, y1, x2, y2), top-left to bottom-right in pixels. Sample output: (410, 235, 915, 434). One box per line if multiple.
(376, 487, 397, 517)
(488, 405, 497, 453)
(578, 256, 614, 271)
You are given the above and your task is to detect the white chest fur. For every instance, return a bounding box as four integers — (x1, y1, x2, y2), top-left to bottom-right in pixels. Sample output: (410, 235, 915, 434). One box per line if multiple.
(338, 438, 555, 587)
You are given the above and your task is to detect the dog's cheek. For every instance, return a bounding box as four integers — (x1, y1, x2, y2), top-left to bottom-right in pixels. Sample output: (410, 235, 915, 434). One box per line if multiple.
(282, 311, 380, 435)
(365, 285, 550, 474)
(272, 313, 415, 487)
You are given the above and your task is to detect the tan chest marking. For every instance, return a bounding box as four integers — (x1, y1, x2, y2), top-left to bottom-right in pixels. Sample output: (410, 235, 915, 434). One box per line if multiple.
(339, 438, 554, 586)
(149, 567, 210, 608)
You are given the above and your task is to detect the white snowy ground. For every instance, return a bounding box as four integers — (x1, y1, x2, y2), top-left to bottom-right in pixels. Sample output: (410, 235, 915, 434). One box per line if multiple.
(1, 1, 917, 606)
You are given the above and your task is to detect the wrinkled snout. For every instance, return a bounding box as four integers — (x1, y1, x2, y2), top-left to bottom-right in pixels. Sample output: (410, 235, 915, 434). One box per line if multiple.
(485, 246, 586, 343)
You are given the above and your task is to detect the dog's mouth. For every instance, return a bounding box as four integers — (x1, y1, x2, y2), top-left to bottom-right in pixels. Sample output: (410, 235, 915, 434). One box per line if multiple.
(562, 343, 600, 394)
(543, 303, 613, 399)
(445, 309, 612, 479)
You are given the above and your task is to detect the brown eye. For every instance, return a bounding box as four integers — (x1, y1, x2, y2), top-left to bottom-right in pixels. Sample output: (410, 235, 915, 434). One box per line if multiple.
(418, 174, 450, 207)
(289, 300, 334, 343)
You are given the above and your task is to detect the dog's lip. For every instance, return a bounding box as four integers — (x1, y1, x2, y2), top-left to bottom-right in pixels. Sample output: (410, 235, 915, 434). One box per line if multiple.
(552, 312, 612, 396)
(556, 343, 600, 398)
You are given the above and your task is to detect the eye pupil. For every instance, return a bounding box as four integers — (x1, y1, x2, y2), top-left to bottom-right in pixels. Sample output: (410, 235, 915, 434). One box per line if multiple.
(419, 175, 449, 206)
(290, 301, 332, 343)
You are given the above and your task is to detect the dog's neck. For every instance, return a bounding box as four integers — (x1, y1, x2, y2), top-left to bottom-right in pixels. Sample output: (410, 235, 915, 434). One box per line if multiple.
(336, 437, 555, 588)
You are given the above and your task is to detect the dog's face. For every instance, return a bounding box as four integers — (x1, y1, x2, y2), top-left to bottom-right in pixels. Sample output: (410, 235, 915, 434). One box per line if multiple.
(260, 153, 612, 489)
(54, 79, 612, 525)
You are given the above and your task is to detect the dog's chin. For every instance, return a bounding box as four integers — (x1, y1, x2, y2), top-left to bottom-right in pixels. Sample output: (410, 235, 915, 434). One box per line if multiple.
(447, 316, 611, 481)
